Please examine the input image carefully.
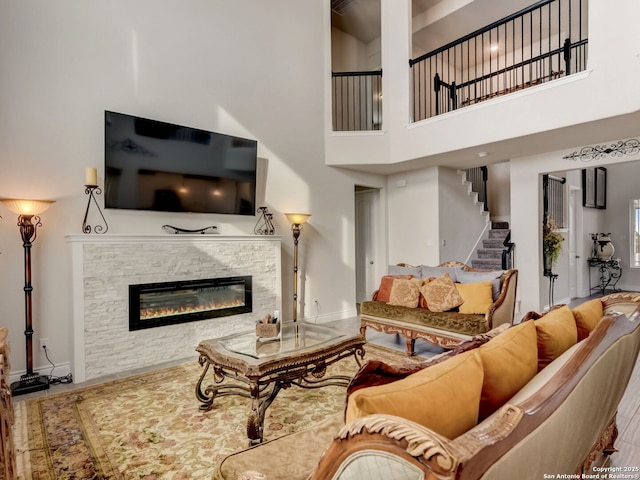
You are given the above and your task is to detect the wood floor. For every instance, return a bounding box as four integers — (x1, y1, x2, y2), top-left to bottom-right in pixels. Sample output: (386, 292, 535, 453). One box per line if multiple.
(12, 298, 640, 472)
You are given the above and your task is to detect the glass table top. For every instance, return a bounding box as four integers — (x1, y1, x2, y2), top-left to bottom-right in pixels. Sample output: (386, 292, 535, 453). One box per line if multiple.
(218, 322, 346, 359)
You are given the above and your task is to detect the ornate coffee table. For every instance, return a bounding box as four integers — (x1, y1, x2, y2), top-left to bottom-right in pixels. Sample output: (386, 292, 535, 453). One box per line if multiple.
(195, 321, 365, 444)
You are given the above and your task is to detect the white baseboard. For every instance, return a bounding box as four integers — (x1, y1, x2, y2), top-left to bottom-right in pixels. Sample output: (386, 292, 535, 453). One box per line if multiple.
(302, 308, 358, 324)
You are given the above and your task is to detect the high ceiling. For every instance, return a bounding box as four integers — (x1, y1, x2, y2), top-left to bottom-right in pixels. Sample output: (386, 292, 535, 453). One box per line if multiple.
(331, 0, 535, 57)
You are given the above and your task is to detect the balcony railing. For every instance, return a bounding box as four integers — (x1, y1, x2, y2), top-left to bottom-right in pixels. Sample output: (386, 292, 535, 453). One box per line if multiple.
(332, 70, 382, 131)
(410, 0, 588, 121)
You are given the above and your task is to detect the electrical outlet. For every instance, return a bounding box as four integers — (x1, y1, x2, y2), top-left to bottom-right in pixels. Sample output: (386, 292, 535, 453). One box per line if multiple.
(40, 338, 48, 351)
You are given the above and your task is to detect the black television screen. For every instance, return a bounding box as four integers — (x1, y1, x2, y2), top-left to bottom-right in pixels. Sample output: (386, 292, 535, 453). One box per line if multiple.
(104, 111, 257, 215)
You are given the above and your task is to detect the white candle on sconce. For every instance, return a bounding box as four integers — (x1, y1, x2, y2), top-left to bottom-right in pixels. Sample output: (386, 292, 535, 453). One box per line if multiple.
(85, 167, 98, 186)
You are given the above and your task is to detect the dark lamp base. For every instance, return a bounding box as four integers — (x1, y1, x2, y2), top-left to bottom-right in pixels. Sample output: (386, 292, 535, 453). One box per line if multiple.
(11, 372, 50, 396)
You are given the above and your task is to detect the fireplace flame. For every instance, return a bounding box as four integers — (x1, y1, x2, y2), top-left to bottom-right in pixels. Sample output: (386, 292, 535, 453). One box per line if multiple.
(140, 299, 244, 320)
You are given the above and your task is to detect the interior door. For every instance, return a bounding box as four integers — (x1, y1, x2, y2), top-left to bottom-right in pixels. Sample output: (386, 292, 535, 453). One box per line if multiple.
(355, 188, 378, 303)
(568, 187, 579, 299)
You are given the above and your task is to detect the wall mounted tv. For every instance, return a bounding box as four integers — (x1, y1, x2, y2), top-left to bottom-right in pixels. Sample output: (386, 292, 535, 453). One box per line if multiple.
(104, 111, 258, 215)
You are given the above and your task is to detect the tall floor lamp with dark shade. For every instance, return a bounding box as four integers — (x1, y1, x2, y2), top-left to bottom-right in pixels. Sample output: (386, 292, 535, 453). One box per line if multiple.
(0, 198, 55, 396)
(284, 213, 311, 327)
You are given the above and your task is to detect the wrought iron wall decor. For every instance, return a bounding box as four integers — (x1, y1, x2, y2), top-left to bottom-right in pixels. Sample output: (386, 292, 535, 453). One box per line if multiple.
(83, 186, 109, 234)
(254, 206, 275, 235)
(563, 138, 640, 161)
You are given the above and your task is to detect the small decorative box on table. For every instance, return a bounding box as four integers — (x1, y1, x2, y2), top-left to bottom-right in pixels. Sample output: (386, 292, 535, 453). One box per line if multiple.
(255, 315, 280, 338)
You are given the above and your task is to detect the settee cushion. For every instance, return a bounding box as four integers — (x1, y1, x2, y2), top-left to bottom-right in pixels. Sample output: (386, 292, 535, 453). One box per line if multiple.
(535, 305, 578, 370)
(345, 350, 484, 439)
(376, 275, 413, 302)
(388, 278, 422, 308)
(420, 265, 463, 282)
(573, 298, 604, 341)
(456, 281, 494, 314)
(478, 320, 538, 419)
(360, 301, 488, 336)
(419, 273, 464, 312)
(388, 264, 422, 277)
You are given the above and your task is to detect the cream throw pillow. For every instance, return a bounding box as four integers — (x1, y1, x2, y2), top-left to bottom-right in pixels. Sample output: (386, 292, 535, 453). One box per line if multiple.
(388, 278, 422, 308)
(420, 273, 464, 312)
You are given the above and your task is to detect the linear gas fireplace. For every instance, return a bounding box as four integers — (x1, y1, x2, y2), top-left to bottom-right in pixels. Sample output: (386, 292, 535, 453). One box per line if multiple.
(129, 276, 252, 331)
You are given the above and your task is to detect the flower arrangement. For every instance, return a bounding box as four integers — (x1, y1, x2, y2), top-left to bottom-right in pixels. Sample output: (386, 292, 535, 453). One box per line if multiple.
(543, 218, 564, 272)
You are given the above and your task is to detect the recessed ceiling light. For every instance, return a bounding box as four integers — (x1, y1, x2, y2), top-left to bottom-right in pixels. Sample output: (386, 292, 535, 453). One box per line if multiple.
(477, 151, 488, 158)
(490, 45, 499, 52)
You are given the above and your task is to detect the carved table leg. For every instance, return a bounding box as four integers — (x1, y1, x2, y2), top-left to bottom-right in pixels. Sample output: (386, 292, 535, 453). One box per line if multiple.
(247, 381, 282, 445)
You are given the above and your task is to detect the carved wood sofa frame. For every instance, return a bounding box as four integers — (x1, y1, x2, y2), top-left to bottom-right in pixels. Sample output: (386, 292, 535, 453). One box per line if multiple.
(360, 261, 518, 355)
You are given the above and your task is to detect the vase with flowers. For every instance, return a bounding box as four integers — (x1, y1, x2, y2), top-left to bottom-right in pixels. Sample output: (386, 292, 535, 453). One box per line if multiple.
(543, 218, 564, 276)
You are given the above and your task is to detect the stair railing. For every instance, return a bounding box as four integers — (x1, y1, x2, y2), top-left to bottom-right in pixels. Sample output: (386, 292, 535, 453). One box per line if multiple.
(466, 166, 489, 212)
(332, 70, 383, 131)
(410, 0, 588, 121)
(502, 231, 515, 269)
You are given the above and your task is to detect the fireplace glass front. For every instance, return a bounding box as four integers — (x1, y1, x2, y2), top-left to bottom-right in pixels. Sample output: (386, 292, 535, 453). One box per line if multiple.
(129, 276, 252, 330)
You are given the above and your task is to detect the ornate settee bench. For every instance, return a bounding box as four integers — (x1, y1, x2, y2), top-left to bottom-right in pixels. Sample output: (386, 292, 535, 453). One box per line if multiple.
(360, 261, 518, 355)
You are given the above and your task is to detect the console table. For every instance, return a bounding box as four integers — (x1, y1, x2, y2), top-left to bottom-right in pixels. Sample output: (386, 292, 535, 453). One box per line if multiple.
(588, 258, 622, 295)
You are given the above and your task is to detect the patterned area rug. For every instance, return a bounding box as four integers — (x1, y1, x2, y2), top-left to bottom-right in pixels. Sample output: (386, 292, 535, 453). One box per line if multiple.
(14, 343, 424, 480)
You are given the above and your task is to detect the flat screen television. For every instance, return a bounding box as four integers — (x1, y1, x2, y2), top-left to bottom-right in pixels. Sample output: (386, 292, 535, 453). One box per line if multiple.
(104, 111, 258, 215)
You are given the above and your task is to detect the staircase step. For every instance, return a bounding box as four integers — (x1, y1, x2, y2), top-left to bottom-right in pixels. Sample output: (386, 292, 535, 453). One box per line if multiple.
(488, 229, 510, 239)
(491, 221, 510, 229)
(477, 248, 503, 259)
(483, 239, 505, 248)
(471, 258, 503, 270)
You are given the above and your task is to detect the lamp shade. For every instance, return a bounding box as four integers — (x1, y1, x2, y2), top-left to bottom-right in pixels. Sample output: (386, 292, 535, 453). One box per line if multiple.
(285, 213, 311, 225)
(0, 198, 55, 216)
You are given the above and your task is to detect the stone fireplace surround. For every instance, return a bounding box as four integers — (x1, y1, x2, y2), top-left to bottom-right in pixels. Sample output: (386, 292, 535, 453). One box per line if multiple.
(68, 234, 282, 383)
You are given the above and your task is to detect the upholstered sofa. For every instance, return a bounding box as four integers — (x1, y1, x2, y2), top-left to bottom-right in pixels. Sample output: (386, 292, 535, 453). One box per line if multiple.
(213, 292, 640, 480)
(360, 261, 518, 355)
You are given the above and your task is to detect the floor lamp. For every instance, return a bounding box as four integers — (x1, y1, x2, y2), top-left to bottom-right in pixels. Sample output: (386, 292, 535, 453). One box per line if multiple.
(1, 198, 54, 396)
(284, 213, 310, 329)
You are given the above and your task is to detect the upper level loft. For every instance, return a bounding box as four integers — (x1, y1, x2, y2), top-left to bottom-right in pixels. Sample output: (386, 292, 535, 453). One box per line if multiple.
(331, 0, 588, 130)
(327, 0, 639, 175)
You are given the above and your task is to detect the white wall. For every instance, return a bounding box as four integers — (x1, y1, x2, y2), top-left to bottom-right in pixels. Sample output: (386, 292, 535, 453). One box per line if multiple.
(511, 142, 640, 315)
(386, 167, 439, 266)
(0, 0, 377, 379)
(487, 162, 511, 222)
(331, 27, 368, 71)
(601, 162, 640, 287)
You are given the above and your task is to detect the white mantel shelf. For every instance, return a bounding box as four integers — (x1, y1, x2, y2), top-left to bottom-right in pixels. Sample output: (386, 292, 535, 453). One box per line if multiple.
(67, 234, 283, 383)
(66, 234, 282, 243)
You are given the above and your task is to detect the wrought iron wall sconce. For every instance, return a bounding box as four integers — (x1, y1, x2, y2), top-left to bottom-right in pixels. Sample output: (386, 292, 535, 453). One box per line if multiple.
(0, 198, 55, 395)
(83, 168, 108, 234)
(254, 206, 275, 235)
